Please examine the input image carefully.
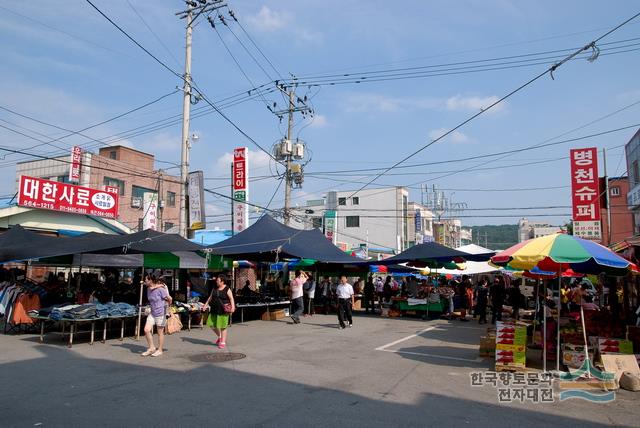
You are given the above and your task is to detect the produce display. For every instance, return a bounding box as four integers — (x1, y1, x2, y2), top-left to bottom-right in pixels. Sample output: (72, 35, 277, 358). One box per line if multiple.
(495, 321, 527, 369)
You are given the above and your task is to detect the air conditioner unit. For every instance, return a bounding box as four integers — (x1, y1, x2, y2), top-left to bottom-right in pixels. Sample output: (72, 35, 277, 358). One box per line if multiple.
(131, 197, 142, 208)
(293, 143, 304, 159)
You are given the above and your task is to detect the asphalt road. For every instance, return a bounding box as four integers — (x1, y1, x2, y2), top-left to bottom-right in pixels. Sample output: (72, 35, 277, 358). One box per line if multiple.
(0, 313, 637, 427)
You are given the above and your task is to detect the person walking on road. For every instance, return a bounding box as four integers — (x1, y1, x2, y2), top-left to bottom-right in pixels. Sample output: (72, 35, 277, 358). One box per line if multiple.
(336, 275, 354, 329)
(203, 274, 236, 349)
(303, 272, 316, 317)
(290, 270, 306, 324)
(142, 271, 172, 357)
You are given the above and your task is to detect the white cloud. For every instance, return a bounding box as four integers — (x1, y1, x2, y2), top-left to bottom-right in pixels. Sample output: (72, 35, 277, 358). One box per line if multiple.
(214, 148, 272, 172)
(246, 6, 291, 32)
(444, 95, 503, 113)
(309, 114, 328, 128)
(296, 28, 324, 44)
(344, 93, 505, 114)
(428, 128, 475, 145)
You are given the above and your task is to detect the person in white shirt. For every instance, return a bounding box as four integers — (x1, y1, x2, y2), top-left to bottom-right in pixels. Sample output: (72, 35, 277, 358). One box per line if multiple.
(336, 275, 355, 329)
(289, 270, 306, 324)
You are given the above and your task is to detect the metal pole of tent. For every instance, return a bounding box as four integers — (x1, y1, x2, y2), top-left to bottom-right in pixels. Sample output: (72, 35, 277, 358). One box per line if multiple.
(556, 270, 561, 373)
(543, 280, 547, 373)
(580, 304, 591, 378)
(136, 267, 144, 340)
(531, 279, 539, 348)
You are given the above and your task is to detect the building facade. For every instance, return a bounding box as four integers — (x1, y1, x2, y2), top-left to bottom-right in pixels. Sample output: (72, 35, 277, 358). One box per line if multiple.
(407, 202, 435, 246)
(292, 187, 410, 252)
(601, 176, 634, 245)
(518, 218, 563, 242)
(16, 146, 181, 232)
(625, 128, 640, 235)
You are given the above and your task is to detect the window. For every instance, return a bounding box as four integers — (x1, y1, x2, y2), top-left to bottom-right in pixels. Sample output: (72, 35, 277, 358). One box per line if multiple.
(103, 177, 125, 195)
(164, 222, 174, 232)
(346, 216, 360, 228)
(338, 197, 346, 206)
(352, 197, 359, 205)
(634, 160, 639, 184)
(132, 185, 156, 199)
(109, 151, 117, 160)
(311, 217, 323, 229)
(611, 186, 620, 196)
(167, 191, 176, 207)
(56, 175, 72, 184)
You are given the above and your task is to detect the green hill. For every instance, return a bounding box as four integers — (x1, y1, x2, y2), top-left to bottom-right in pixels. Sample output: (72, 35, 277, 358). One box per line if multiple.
(470, 225, 518, 250)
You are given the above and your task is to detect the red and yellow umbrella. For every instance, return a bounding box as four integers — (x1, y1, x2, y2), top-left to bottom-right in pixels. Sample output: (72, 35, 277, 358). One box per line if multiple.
(491, 233, 633, 275)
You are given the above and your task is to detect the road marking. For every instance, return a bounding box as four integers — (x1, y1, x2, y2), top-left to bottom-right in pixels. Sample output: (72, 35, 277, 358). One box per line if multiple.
(375, 326, 436, 351)
(378, 348, 483, 363)
(375, 325, 483, 363)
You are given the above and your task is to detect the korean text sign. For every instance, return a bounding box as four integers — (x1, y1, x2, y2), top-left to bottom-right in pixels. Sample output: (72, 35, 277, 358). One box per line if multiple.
(232, 147, 249, 233)
(569, 147, 601, 240)
(18, 175, 119, 219)
(69, 146, 82, 183)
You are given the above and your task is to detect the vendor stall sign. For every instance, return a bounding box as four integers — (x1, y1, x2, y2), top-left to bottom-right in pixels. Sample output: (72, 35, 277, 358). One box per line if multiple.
(17, 175, 119, 219)
(324, 210, 337, 243)
(69, 146, 82, 183)
(570, 147, 602, 241)
(188, 170, 206, 230)
(232, 147, 249, 233)
(142, 192, 158, 231)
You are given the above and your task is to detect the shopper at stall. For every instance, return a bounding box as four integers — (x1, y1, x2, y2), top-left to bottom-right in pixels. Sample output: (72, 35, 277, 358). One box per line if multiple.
(375, 276, 384, 309)
(508, 283, 524, 320)
(336, 275, 354, 329)
(475, 278, 489, 324)
(289, 270, 306, 324)
(490, 276, 506, 324)
(303, 273, 316, 317)
(203, 274, 235, 349)
(383, 276, 393, 303)
(318, 275, 332, 315)
(142, 272, 172, 357)
(364, 274, 376, 314)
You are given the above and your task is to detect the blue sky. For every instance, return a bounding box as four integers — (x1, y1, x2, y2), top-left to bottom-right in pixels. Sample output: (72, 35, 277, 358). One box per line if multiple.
(1, 0, 639, 229)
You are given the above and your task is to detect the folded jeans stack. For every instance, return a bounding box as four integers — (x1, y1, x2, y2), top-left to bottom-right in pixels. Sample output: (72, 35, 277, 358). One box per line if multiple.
(65, 304, 97, 320)
(50, 304, 81, 320)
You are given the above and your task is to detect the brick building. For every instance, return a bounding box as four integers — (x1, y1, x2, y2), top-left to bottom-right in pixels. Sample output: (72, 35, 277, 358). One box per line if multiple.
(601, 176, 634, 246)
(16, 145, 181, 232)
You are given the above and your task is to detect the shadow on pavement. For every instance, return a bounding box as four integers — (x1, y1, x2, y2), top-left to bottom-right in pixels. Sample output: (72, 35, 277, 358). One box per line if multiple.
(0, 343, 629, 428)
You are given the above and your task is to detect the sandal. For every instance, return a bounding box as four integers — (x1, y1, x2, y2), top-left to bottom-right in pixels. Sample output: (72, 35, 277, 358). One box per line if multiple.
(151, 350, 163, 357)
(141, 348, 156, 357)
(215, 338, 221, 345)
(218, 342, 226, 349)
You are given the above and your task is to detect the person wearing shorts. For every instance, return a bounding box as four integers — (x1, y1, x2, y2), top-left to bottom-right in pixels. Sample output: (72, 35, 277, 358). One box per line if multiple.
(142, 272, 172, 357)
(204, 274, 235, 349)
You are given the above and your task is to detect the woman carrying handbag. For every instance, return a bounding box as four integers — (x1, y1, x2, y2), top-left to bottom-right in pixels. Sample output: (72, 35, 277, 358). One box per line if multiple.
(203, 274, 236, 349)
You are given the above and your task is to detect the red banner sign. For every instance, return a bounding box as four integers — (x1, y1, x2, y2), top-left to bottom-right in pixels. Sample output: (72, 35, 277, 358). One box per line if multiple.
(69, 146, 82, 183)
(17, 175, 119, 219)
(233, 147, 247, 191)
(570, 148, 601, 221)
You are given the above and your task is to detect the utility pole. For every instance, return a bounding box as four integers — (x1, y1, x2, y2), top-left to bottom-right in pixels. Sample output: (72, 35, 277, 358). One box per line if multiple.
(603, 148, 611, 245)
(176, 1, 226, 238)
(178, 3, 193, 238)
(272, 83, 313, 226)
(283, 89, 295, 226)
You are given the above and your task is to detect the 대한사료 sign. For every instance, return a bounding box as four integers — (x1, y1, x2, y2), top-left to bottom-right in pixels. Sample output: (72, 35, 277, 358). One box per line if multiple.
(18, 175, 119, 219)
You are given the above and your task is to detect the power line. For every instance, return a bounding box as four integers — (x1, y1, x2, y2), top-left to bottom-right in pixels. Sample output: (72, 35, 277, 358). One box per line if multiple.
(125, 0, 182, 68)
(346, 12, 640, 198)
(84, 0, 183, 80)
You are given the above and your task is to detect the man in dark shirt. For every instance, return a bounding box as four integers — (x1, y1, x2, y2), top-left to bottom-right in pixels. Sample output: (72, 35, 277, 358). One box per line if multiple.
(490, 277, 506, 324)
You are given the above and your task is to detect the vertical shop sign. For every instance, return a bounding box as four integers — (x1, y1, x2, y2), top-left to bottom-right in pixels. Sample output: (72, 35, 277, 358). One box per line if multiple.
(570, 148, 602, 241)
(324, 210, 337, 243)
(188, 171, 206, 230)
(143, 192, 159, 231)
(232, 147, 249, 233)
(69, 146, 82, 183)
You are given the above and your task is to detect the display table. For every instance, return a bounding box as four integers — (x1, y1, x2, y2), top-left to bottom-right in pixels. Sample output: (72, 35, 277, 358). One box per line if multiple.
(395, 299, 444, 313)
(31, 315, 137, 348)
(235, 300, 291, 323)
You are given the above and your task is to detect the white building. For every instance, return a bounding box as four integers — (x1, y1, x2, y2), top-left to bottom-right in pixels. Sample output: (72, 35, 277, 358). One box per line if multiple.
(518, 218, 562, 242)
(291, 187, 410, 252)
(408, 202, 435, 246)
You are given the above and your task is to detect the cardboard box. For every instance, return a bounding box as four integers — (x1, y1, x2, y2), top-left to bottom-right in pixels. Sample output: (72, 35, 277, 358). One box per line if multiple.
(479, 336, 496, 358)
(261, 309, 286, 321)
(598, 338, 633, 354)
